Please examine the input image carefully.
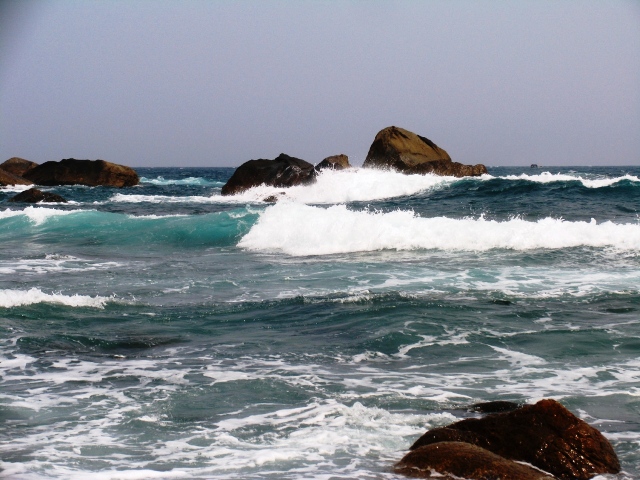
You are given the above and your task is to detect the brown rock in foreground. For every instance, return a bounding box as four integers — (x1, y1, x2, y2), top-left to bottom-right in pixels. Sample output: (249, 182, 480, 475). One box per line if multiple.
(221, 153, 316, 195)
(315, 154, 351, 171)
(23, 159, 139, 187)
(409, 399, 620, 480)
(1, 157, 39, 177)
(363, 126, 487, 177)
(9, 188, 67, 203)
(396, 441, 555, 479)
(0, 168, 33, 186)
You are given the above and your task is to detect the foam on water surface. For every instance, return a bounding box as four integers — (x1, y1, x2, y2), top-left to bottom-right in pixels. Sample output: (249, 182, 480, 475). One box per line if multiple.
(2, 166, 639, 479)
(0, 287, 113, 308)
(239, 202, 640, 256)
(496, 171, 640, 188)
(0, 206, 87, 225)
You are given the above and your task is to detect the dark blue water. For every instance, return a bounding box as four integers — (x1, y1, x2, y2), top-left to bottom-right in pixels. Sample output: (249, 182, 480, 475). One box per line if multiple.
(1, 166, 639, 479)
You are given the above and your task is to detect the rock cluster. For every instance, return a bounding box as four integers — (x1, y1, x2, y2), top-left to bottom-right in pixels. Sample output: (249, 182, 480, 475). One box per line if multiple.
(220, 126, 486, 195)
(1, 158, 139, 188)
(396, 399, 620, 480)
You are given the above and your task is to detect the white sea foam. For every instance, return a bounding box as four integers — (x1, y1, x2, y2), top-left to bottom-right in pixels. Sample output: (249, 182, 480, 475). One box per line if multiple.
(260, 167, 459, 204)
(0, 287, 112, 308)
(0, 206, 86, 225)
(112, 168, 461, 205)
(0, 184, 32, 193)
(110, 193, 222, 204)
(140, 175, 222, 186)
(118, 169, 640, 206)
(0, 255, 123, 275)
(239, 202, 640, 256)
(2, 342, 639, 479)
(497, 171, 640, 188)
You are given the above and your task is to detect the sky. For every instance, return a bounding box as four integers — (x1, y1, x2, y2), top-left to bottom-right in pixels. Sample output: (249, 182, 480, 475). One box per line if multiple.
(1, 1, 639, 168)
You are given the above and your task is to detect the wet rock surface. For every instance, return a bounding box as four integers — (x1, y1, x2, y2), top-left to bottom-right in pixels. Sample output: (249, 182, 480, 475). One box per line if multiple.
(363, 126, 487, 177)
(9, 188, 67, 203)
(396, 441, 555, 479)
(221, 153, 316, 195)
(403, 399, 620, 480)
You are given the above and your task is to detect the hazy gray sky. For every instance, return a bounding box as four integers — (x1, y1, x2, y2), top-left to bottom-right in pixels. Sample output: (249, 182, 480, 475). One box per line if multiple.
(1, 1, 639, 167)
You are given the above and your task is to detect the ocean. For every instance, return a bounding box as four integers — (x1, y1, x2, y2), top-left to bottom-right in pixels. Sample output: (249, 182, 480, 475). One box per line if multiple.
(1, 165, 639, 479)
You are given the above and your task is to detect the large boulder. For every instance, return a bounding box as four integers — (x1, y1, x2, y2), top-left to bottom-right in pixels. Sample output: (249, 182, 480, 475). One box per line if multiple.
(315, 154, 351, 171)
(396, 441, 555, 479)
(9, 188, 67, 203)
(1, 157, 38, 177)
(363, 126, 487, 177)
(408, 399, 620, 480)
(221, 153, 316, 195)
(0, 168, 33, 186)
(23, 159, 139, 187)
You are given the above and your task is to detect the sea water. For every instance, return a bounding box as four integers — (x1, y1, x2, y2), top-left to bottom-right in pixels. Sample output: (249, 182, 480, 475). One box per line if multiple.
(1, 166, 639, 479)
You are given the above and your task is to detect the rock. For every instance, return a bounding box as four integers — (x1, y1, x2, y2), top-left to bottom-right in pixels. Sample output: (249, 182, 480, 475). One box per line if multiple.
(315, 154, 351, 171)
(23, 158, 139, 187)
(409, 399, 620, 480)
(363, 126, 487, 177)
(221, 153, 316, 195)
(9, 188, 67, 203)
(0, 168, 33, 186)
(395, 441, 555, 479)
(1, 157, 38, 176)
(468, 400, 522, 413)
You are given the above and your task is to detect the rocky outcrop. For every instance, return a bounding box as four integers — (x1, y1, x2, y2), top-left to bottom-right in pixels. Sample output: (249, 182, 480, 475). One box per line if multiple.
(396, 441, 555, 479)
(363, 126, 487, 177)
(315, 154, 351, 171)
(1, 157, 38, 177)
(221, 153, 316, 195)
(0, 168, 33, 186)
(401, 399, 620, 480)
(9, 188, 67, 203)
(23, 159, 139, 187)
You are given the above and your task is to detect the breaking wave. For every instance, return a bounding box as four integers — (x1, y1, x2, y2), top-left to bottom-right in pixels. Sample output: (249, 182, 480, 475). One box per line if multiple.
(0, 287, 113, 308)
(239, 202, 640, 256)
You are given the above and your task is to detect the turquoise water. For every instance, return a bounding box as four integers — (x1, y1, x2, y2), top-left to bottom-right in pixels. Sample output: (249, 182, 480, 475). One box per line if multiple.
(1, 166, 639, 479)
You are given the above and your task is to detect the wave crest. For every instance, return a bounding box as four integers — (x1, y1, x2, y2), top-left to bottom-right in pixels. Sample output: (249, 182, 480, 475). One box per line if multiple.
(239, 202, 640, 256)
(0, 288, 113, 308)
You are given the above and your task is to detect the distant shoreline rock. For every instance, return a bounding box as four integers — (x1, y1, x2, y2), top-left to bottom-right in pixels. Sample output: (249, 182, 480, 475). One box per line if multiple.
(0, 168, 33, 187)
(1, 157, 38, 177)
(363, 126, 487, 177)
(1, 157, 139, 188)
(23, 158, 139, 187)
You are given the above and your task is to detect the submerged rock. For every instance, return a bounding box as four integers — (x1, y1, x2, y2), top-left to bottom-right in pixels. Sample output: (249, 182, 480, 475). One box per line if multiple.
(363, 126, 487, 177)
(23, 158, 139, 187)
(315, 154, 351, 171)
(395, 441, 555, 479)
(407, 399, 620, 480)
(1, 157, 38, 177)
(221, 153, 316, 195)
(9, 188, 67, 203)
